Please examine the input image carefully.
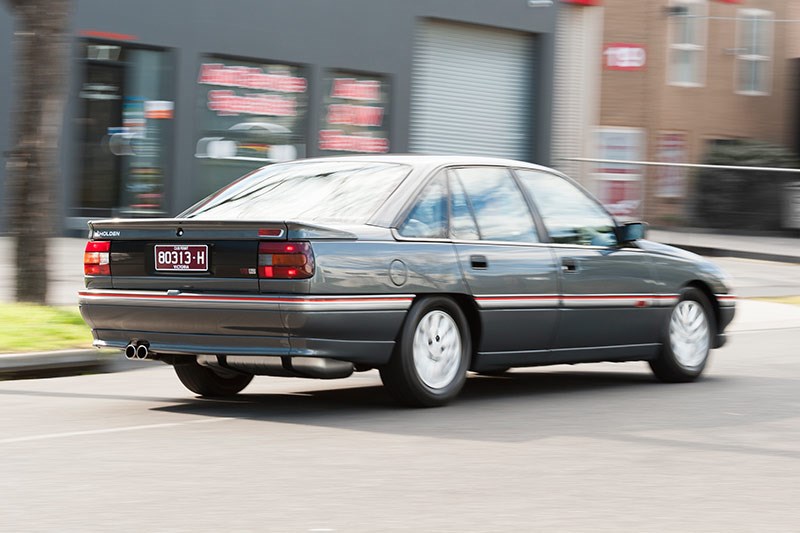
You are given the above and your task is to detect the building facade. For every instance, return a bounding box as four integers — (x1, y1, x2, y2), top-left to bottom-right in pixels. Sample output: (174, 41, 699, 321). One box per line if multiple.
(0, 0, 558, 233)
(558, 0, 796, 225)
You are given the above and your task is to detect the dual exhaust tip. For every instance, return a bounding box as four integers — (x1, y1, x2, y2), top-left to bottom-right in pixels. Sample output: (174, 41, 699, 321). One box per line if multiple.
(125, 342, 150, 360)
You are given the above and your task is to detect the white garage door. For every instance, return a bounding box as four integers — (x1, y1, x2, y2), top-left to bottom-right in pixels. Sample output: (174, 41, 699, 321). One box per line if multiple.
(410, 20, 534, 160)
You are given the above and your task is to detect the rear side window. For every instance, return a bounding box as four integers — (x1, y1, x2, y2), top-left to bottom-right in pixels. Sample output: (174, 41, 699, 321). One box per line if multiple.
(183, 162, 410, 224)
(516, 169, 617, 246)
(398, 173, 447, 239)
(454, 167, 538, 243)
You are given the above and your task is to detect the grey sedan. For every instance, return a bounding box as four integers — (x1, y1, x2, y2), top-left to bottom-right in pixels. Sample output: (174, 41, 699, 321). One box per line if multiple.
(79, 155, 735, 406)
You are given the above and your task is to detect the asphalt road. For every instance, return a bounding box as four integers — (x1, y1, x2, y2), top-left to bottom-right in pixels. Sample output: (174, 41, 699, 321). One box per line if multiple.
(1, 238, 798, 531)
(1, 317, 799, 532)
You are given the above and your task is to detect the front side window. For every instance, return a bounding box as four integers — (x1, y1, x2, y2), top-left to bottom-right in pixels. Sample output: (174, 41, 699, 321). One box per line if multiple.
(667, 0, 707, 86)
(455, 167, 538, 243)
(736, 9, 773, 95)
(516, 169, 617, 247)
(398, 173, 447, 239)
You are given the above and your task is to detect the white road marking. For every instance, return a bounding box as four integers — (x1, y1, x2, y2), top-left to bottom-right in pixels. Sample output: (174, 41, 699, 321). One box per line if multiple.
(0, 418, 229, 445)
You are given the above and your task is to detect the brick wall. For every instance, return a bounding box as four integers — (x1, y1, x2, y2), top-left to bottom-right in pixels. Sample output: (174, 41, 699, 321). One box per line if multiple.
(598, 0, 792, 225)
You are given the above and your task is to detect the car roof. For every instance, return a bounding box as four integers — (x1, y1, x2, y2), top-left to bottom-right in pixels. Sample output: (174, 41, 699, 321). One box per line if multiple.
(286, 154, 563, 175)
(277, 155, 568, 229)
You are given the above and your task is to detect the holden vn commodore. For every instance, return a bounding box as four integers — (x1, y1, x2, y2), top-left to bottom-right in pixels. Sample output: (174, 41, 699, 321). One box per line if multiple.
(79, 156, 735, 406)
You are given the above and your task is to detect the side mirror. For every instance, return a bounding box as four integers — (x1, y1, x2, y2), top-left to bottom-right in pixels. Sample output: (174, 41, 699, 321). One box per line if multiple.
(617, 221, 647, 243)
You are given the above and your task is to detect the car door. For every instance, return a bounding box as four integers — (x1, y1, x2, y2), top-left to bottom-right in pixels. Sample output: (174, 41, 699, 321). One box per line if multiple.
(514, 168, 664, 349)
(448, 167, 560, 356)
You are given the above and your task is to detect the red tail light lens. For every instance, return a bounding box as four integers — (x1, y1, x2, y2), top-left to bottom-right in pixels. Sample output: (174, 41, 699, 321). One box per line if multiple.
(258, 241, 314, 279)
(84, 241, 111, 276)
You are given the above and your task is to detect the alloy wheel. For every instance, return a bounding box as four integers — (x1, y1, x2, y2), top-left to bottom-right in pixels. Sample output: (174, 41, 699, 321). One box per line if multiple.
(412, 310, 462, 390)
(669, 300, 710, 369)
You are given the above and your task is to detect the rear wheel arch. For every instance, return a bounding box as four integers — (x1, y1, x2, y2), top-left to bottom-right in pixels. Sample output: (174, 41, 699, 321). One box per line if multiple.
(405, 293, 481, 367)
(381, 294, 473, 406)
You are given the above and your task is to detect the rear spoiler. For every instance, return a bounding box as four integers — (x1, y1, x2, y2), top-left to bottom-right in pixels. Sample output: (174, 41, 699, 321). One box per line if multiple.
(87, 219, 358, 241)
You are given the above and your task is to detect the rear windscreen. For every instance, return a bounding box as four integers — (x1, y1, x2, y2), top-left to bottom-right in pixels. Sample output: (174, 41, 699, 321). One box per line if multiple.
(182, 161, 411, 224)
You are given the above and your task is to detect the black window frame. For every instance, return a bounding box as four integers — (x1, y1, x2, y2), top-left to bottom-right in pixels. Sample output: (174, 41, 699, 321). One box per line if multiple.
(446, 169, 482, 241)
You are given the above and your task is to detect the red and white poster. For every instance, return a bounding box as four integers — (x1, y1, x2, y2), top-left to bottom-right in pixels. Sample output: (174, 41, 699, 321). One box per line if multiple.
(594, 127, 645, 219)
(656, 132, 688, 198)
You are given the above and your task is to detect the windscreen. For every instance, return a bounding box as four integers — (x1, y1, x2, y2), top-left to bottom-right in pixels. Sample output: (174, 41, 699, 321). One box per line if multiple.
(182, 161, 411, 224)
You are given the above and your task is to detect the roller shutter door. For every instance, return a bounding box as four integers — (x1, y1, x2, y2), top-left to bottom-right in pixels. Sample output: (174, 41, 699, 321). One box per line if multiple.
(410, 20, 534, 160)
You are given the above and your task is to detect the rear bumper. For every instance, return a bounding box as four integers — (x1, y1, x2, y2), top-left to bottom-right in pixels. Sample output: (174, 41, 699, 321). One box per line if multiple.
(79, 290, 412, 366)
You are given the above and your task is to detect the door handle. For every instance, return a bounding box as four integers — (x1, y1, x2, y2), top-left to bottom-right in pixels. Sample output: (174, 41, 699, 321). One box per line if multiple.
(470, 255, 488, 269)
(561, 257, 578, 273)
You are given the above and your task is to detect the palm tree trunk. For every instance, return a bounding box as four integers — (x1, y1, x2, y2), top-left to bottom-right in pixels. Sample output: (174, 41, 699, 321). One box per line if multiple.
(4, 0, 71, 303)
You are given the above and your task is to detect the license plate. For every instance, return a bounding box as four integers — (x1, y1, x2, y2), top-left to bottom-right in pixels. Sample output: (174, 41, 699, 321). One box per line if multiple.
(154, 245, 209, 272)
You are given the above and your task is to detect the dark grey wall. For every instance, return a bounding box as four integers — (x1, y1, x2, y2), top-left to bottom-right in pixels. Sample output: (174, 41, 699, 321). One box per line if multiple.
(0, 0, 557, 231)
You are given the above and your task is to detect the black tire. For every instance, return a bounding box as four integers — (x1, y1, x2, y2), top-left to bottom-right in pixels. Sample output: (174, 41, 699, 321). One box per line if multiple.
(380, 296, 471, 407)
(174, 360, 254, 397)
(649, 287, 716, 383)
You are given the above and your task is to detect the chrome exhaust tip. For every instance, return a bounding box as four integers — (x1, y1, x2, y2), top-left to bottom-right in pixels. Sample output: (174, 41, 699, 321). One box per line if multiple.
(124, 344, 137, 359)
(135, 344, 149, 360)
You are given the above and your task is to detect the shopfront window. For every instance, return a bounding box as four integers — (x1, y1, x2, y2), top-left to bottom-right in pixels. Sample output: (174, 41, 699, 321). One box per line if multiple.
(194, 56, 308, 201)
(75, 42, 174, 218)
(319, 70, 390, 155)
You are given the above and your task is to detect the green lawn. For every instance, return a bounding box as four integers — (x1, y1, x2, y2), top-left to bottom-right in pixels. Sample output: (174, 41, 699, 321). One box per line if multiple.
(0, 304, 93, 353)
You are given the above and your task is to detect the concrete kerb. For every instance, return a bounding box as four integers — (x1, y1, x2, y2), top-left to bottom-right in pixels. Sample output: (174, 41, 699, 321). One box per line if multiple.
(661, 244, 800, 265)
(649, 229, 800, 264)
(0, 348, 128, 380)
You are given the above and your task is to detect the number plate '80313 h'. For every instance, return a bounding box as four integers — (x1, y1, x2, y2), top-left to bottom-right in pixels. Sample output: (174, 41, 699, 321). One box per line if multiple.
(154, 245, 209, 272)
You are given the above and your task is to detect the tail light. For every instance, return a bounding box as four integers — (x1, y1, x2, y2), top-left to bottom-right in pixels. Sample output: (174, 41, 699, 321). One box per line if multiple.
(84, 241, 111, 276)
(258, 241, 314, 279)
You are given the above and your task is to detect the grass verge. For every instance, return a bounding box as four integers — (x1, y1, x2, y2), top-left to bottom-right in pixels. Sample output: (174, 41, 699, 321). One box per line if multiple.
(0, 304, 92, 353)
(752, 296, 800, 307)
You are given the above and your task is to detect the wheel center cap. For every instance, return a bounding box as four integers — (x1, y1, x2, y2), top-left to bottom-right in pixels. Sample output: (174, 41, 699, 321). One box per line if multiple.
(429, 337, 443, 361)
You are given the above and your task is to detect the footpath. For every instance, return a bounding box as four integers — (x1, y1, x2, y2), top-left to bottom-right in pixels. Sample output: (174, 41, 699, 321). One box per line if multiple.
(0, 231, 798, 379)
(649, 229, 800, 264)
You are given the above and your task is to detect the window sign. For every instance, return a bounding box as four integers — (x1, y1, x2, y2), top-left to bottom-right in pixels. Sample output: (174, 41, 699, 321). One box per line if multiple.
(319, 71, 390, 154)
(594, 127, 645, 219)
(656, 132, 688, 198)
(195, 57, 308, 198)
(603, 43, 646, 71)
